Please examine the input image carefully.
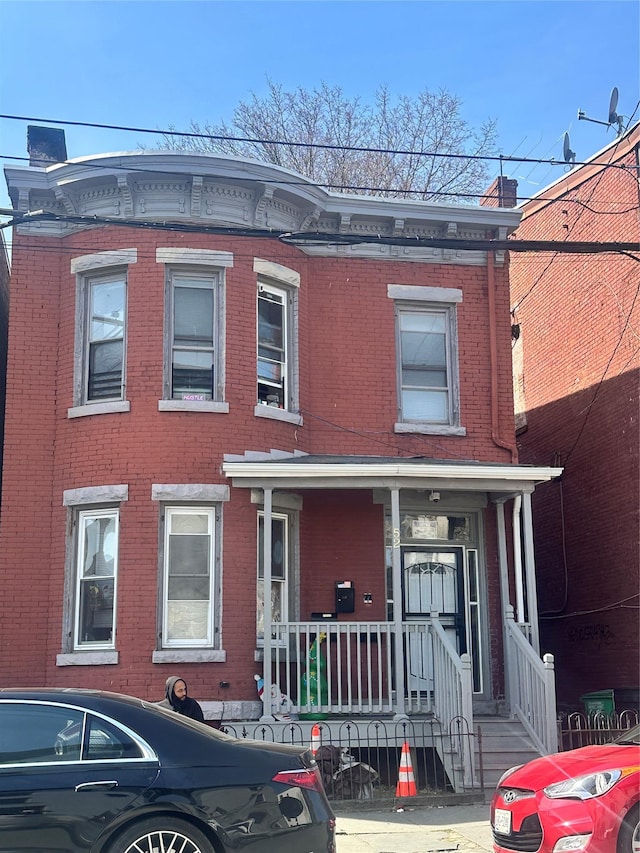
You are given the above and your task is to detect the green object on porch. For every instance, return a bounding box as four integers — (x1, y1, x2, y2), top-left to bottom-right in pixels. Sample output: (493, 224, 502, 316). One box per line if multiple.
(299, 633, 329, 720)
(580, 689, 615, 717)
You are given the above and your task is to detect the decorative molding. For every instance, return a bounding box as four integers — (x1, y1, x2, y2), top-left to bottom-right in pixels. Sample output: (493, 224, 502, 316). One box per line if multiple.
(298, 206, 321, 230)
(393, 219, 405, 236)
(339, 214, 351, 233)
(191, 175, 203, 216)
(155, 248, 233, 267)
(253, 258, 300, 287)
(254, 183, 274, 226)
(151, 483, 230, 502)
(71, 249, 138, 274)
(447, 221, 458, 236)
(387, 284, 463, 303)
(54, 187, 77, 215)
(116, 175, 134, 217)
(63, 484, 129, 506)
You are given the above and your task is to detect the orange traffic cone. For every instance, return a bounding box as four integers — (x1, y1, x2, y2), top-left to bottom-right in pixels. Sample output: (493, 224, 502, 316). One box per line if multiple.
(395, 741, 417, 798)
(310, 723, 321, 756)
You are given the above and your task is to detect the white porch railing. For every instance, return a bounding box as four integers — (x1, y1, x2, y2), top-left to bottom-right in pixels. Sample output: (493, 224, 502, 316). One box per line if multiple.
(263, 618, 473, 726)
(505, 605, 558, 754)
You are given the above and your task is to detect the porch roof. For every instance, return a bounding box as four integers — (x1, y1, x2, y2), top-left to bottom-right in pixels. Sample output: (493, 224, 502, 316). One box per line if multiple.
(222, 452, 563, 494)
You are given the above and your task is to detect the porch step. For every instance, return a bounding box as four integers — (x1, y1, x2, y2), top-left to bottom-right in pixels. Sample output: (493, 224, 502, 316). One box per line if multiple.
(474, 716, 542, 791)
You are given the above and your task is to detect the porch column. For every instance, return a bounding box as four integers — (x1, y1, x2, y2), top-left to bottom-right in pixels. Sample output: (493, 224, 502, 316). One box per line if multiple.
(261, 487, 273, 721)
(496, 498, 514, 711)
(390, 487, 407, 719)
(521, 491, 540, 654)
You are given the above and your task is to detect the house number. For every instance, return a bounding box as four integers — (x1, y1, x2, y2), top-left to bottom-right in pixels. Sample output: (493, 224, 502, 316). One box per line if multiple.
(392, 528, 401, 548)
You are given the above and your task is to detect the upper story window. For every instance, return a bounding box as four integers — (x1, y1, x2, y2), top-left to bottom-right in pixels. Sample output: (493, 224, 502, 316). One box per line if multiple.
(169, 271, 219, 401)
(254, 259, 302, 425)
(157, 249, 232, 414)
(86, 274, 126, 401)
(69, 250, 136, 418)
(258, 282, 288, 407)
(389, 284, 465, 437)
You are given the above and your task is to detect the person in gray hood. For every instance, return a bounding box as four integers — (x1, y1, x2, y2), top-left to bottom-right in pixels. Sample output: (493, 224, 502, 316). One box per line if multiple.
(159, 675, 205, 722)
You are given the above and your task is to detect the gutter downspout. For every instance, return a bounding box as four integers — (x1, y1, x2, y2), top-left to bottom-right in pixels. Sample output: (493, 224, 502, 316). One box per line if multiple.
(487, 246, 518, 462)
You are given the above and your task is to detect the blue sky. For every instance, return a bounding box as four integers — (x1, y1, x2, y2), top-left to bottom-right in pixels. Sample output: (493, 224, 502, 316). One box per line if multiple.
(1, 0, 639, 213)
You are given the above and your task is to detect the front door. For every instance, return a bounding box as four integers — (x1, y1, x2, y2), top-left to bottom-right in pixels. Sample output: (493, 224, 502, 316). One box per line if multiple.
(402, 547, 466, 694)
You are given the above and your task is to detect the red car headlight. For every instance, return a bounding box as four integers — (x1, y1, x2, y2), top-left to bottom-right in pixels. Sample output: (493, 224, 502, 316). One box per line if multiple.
(544, 768, 622, 800)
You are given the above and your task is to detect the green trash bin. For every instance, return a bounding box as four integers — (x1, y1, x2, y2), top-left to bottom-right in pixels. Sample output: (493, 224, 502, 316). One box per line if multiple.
(580, 689, 615, 717)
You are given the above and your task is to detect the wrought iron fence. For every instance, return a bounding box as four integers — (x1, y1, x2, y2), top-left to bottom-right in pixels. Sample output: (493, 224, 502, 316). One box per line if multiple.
(221, 716, 482, 801)
(558, 708, 639, 751)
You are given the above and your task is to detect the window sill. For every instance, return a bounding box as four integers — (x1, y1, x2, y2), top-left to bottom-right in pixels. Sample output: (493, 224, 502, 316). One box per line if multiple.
(152, 649, 227, 663)
(57, 651, 119, 666)
(254, 406, 303, 426)
(394, 422, 466, 436)
(68, 401, 130, 419)
(158, 400, 230, 413)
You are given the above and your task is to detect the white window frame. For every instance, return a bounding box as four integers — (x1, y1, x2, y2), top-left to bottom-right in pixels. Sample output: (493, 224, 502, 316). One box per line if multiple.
(161, 505, 217, 650)
(388, 284, 465, 436)
(254, 260, 301, 426)
(69, 250, 136, 418)
(157, 249, 231, 414)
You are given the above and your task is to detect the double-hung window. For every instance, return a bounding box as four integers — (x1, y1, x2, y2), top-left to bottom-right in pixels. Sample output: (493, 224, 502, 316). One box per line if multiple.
(389, 285, 464, 436)
(60, 485, 127, 665)
(254, 260, 301, 423)
(169, 272, 218, 401)
(86, 275, 126, 401)
(70, 250, 136, 417)
(75, 508, 119, 649)
(257, 282, 288, 407)
(162, 506, 216, 647)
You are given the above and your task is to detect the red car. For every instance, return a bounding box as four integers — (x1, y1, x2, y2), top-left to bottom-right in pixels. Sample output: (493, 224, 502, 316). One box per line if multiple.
(491, 724, 640, 853)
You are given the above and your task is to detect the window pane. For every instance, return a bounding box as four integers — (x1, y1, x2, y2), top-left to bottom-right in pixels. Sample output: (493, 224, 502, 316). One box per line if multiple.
(403, 389, 449, 421)
(172, 350, 213, 399)
(257, 285, 287, 407)
(88, 339, 123, 400)
(258, 292, 284, 350)
(402, 367, 447, 388)
(0, 705, 84, 765)
(174, 287, 213, 345)
(77, 513, 117, 647)
(258, 516, 286, 579)
(164, 509, 213, 646)
(90, 280, 124, 342)
(85, 715, 144, 761)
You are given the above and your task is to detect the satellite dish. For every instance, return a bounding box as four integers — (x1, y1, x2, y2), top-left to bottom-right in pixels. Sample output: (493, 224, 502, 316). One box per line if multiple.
(563, 132, 576, 165)
(608, 87, 619, 124)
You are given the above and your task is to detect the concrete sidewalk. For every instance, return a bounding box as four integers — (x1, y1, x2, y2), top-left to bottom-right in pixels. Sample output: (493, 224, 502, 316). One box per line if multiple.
(335, 803, 494, 853)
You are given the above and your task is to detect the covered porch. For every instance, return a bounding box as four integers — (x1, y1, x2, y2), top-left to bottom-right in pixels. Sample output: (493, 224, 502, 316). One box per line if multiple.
(222, 453, 562, 758)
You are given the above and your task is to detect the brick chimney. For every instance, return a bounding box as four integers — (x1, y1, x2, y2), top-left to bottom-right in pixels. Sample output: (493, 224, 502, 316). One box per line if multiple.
(27, 125, 67, 166)
(480, 176, 518, 208)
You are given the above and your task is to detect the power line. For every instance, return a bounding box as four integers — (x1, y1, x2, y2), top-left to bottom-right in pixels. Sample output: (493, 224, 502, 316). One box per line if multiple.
(3, 208, 640, 256)
(1, 112, 638, 173)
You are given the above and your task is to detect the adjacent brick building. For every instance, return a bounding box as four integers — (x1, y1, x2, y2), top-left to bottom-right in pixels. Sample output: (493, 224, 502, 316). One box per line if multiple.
(510, 122, 640, 710)
(0, 133, 561, 735)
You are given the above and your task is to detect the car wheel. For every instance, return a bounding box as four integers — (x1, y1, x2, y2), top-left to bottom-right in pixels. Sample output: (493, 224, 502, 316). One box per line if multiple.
(618, 804, 640, 853)
(108, 816, 214, 853)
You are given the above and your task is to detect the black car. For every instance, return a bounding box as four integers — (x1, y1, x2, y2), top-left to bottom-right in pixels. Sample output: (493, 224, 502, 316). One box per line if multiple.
(0, 688, 335, 853)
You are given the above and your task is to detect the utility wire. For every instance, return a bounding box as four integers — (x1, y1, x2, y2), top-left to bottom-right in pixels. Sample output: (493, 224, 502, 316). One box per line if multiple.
(1, 112, 638, 172)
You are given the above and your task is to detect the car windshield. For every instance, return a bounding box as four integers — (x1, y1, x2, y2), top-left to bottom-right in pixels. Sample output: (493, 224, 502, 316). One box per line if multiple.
(613, 724, 640, 745)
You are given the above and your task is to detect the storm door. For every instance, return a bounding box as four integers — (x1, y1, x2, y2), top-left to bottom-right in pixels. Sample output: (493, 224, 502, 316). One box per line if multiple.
(402, 547, 466, 694)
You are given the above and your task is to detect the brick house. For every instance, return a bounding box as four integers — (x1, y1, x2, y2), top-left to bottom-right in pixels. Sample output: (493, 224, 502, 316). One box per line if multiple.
(0, 132, 562, 781)
(0, 231, 8, 496)
(510, 122, 640, 711)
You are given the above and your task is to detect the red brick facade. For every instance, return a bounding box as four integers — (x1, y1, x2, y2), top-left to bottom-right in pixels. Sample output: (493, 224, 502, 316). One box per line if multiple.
(0, 148, 555, 718)
(510, 125, 640, 709)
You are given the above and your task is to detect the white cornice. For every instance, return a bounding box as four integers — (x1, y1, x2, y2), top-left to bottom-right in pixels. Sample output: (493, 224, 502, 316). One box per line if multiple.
(4, 151, 521, 256)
